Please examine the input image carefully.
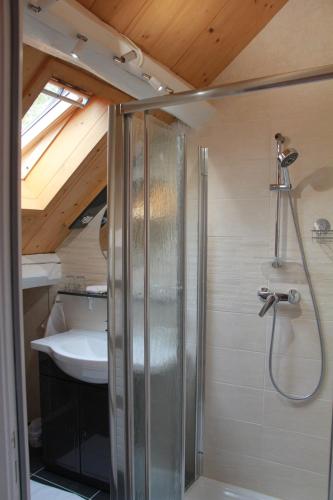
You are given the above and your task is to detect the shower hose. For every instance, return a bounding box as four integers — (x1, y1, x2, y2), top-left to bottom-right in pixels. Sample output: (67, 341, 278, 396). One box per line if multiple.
(268, 191, 325, 401)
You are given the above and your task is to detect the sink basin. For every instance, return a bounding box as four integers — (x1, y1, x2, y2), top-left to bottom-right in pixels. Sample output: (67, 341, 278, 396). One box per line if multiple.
(31, 329, 108, 384)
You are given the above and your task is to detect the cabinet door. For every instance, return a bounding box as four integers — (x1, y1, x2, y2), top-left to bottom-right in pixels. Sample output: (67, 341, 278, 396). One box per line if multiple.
(40, 375, 80, 472)
(79, 384, 111, 484)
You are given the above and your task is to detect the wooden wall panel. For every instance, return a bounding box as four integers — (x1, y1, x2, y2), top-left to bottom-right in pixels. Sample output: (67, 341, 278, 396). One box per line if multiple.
(22, 137, 107, 254)
(22, 45, 49, 91)
(78, 0, 288, 86)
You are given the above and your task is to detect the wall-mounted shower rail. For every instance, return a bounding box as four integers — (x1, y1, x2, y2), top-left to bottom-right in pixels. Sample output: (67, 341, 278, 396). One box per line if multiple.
(120, 65, 333, 114)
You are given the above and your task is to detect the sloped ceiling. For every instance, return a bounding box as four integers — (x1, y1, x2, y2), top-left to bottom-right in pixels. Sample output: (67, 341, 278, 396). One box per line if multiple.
(76, 0, 288, 87)
(21, 45, 129, 254)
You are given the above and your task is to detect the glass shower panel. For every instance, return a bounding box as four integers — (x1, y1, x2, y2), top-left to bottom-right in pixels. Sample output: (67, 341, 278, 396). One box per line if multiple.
(184, 142, 200, 488)
(130, 113, 146, 500)
(147, 114, 185, 500)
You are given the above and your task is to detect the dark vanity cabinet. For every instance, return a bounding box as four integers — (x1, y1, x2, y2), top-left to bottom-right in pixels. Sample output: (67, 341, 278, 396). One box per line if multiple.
(39, 353, 110, 490)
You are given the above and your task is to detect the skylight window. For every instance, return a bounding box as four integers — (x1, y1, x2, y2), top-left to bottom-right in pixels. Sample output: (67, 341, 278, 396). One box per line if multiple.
(21, 81, 89, 178)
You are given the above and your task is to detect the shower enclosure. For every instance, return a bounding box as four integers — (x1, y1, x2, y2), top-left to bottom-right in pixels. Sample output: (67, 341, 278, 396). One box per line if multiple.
(106, 65, 333, 500)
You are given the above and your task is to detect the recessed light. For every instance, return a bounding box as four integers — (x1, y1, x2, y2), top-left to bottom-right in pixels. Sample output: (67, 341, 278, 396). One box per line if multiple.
(70, 34, 88, 60)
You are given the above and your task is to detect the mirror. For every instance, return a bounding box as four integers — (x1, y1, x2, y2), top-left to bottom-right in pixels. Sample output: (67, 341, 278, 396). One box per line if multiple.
(99, 208, 107, 259)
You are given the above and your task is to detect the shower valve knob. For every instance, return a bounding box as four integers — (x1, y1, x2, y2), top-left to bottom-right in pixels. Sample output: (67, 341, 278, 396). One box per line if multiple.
(288, 289, 301, 304)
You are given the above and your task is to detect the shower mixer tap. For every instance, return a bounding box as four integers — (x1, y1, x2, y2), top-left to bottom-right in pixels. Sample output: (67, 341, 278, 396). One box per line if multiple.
(257, 286, 300, 317)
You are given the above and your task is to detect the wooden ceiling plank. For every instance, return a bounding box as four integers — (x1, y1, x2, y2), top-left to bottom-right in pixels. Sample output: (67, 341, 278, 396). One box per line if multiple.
(172, 0, 289, 86)
(25, 99, 107, 200)
(87, 0, 151, 34)
(22, 44, 49, 90)
(22, 138, 107, 254)
(77, 0, 95, 8)
(124, 0, 229, 69)
(22, 138, 106, 252)
(22, 58, 53, 117)
(76, 0, 288, 87)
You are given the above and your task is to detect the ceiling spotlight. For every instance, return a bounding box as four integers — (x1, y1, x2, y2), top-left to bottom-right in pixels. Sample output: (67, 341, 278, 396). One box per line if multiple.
(113, 50, 137, 64)
(70, 33, 88, 60)
(28, 0, 58, 13)
(142, 73, 165, 92)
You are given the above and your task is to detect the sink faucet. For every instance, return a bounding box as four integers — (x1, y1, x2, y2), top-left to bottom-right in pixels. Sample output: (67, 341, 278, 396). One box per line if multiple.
(257, 287, 300, 317)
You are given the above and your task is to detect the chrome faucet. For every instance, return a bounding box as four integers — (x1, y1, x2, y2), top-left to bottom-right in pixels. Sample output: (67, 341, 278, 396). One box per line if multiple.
(258, 292, 279, 317)
(257, 287, 300, 317)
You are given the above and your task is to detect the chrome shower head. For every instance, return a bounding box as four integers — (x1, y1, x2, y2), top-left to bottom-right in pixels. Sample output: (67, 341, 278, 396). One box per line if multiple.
(278, 148, 299, 168)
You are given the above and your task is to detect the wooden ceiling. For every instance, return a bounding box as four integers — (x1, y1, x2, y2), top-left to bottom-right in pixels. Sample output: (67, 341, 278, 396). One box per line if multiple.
(76, 0, 288, 87)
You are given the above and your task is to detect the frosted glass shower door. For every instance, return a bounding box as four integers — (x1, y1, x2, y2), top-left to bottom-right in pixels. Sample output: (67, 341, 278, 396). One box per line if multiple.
(146, 114, 185, 500)
(108, 107, 187, 500)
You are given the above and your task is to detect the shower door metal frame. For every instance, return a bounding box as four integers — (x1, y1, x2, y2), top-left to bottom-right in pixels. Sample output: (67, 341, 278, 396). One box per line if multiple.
(195, 147, 208, 478)
(107, 104, 134, 500)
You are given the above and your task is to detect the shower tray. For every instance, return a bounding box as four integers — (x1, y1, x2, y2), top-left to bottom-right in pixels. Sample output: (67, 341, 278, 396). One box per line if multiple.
(185, 477, 280, 500)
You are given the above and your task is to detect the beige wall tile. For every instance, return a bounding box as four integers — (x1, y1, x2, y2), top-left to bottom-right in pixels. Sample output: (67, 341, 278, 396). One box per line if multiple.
(263, 390, 332, 438)
(207, 310, 267, 352)
(261, 426, 330, 474)
(205, 382, 263, 424)
(206, 347, 265, 388)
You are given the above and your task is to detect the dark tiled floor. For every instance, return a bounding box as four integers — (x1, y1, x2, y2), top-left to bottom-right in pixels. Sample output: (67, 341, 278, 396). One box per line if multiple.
(33, 469, 98, 499)
(29, 447, 44, 475)
(30, 447, 110, 499)
(93, 492, 110, 499)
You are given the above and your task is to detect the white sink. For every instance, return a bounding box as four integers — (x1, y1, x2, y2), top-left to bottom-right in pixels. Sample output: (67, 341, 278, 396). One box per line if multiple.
(31, 329, 108, 384)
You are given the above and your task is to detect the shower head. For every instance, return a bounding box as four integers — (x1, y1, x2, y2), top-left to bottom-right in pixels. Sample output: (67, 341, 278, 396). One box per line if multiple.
(278, 148, 299, 168)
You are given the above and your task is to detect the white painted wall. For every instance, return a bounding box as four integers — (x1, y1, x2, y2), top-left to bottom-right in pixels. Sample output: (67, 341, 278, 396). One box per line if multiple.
(194, 1, 333, 499)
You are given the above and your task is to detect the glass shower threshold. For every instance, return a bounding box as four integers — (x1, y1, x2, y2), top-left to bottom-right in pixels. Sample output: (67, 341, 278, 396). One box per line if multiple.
(185, 477, 280, 500)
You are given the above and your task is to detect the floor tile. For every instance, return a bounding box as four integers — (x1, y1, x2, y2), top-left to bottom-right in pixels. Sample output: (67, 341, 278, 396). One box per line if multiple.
(29, 447, 44, 475)
(33, 470, 98, 499)
(92, 492, 110, 499)
(31, 479, 82, 499)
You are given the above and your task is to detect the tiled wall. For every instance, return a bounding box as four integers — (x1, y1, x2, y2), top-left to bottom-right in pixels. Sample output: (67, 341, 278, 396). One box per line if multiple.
(197, 1, 333, 499)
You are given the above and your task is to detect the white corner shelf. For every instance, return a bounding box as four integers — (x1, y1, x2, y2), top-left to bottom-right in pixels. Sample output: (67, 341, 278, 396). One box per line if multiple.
(22, 253, 62, 289)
